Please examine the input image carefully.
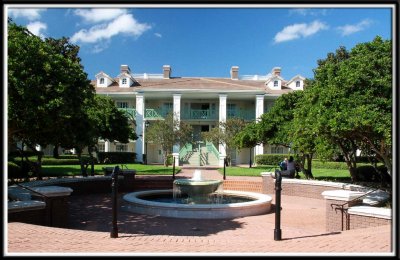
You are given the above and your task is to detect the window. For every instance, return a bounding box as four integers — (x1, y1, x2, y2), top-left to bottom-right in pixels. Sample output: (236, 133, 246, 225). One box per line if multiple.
(122, 78, 127, 85)
(271, 146, 284, 154)
(227, 103, 236, 117)
(98, 143, 105, 152)
(116, 101, 128, 108)
(296, 81, 300, 88)
(116, 144, 128, 152)
(162, 102, 173, 116)
(273, 80, 278, 87)
(100, 78, 105, 84)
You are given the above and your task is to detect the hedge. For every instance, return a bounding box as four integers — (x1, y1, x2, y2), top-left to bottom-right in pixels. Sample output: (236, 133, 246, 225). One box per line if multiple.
(255, 154, 288, 166)
(97, 152, 137, 164)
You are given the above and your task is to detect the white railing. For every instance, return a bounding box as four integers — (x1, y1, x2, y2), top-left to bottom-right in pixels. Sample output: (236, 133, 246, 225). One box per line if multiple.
(132, 73, 164, 79)
(240, 74, 270, 81)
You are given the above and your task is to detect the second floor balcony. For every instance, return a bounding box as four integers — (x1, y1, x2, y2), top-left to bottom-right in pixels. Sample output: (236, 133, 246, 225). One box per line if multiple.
(182, 109, 218, 120)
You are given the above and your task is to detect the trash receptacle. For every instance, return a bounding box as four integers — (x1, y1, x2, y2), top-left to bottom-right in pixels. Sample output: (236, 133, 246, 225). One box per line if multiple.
(122, 170, 136, 190)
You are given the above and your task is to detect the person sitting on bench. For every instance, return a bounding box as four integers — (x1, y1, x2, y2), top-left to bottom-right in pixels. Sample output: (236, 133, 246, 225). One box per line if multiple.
(281, 156, 296, 178)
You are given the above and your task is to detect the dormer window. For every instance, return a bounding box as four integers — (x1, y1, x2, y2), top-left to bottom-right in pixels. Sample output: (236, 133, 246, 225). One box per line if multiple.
(122, 78, 127, 85)
(274, 81, 278, 87)
(100, 78, 105, 84)
(296, 81, 300, 88)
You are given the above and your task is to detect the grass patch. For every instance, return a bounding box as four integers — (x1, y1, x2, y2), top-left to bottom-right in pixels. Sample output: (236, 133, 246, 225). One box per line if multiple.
(41, 164, 179, 177)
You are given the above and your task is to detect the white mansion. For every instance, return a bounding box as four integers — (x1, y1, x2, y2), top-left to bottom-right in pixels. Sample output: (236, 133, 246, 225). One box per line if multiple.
(93, 65, 305, 167)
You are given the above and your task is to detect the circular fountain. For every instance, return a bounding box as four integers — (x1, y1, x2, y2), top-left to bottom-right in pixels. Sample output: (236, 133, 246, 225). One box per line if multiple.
(123, 170, 272, 219)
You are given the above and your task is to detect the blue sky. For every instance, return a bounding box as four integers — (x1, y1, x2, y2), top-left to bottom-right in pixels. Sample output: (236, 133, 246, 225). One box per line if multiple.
(7, 5, 393, 81)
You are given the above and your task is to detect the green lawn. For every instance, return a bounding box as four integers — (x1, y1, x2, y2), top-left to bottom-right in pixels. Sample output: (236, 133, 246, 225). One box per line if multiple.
(41, 163, 179, 177)
(218, 166, 352, 182)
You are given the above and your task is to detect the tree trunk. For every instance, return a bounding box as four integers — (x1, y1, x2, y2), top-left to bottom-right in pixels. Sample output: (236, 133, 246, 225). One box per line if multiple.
(88, 146, 95, 176)
(76, 148, 87, 177)
(36, 152, 43, 180)
(53, 145, 59, 158)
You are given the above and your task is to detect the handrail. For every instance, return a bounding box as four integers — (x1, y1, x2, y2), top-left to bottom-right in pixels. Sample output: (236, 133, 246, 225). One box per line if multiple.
(330, 187, 381, 231)
(206, 142, 220, 160)
(179, 143, 193, 160)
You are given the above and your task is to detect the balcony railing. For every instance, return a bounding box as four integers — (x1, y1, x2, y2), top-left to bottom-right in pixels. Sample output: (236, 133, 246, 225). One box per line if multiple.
(182, 109, 217, 120)
(118, 108, 136, 120)
(227, 109, 255, 121)
(145, 108, 171, 119)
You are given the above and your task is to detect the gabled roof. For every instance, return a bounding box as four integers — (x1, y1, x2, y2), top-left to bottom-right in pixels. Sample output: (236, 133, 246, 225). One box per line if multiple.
(264, 75, 285, 85)
(95, 71, 114, 81)
(286, 75, 305, 85)
(117, 72, 135, 81)
(93, 77, 294, 95)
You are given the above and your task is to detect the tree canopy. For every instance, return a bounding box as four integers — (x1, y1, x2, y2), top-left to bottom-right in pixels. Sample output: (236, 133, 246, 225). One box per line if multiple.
(146, 113, 193, 166)
(8, 20, 135, 177)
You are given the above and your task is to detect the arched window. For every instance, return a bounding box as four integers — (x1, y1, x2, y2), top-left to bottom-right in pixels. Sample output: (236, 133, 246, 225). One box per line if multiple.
(100, 78, 105, 84)
(296, 81, 300, 88)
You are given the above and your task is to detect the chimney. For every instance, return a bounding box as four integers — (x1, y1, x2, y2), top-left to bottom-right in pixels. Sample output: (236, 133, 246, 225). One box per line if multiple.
(163, 65, 171, 79)
(230, 66, 239, 80)
(272, 67, 281, 76)
(120, 65, 131, 74)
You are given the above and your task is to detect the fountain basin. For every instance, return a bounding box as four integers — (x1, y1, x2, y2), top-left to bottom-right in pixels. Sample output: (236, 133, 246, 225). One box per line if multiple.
(173, 179, 223, 198)
(123, 189, 272, 219)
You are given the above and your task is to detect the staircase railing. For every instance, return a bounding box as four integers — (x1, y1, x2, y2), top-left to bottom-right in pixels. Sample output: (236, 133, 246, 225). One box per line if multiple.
(206, 142, 220, 161)
(179, 143, 193, 161)
(330, 187, 380, 231)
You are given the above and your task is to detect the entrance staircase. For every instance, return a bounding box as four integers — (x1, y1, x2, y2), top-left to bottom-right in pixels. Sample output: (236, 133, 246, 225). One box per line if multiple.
(179, 142, 219, 166)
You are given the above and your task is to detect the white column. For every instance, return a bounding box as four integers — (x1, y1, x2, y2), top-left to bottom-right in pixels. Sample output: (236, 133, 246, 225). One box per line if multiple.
(172, 94, 181, 166)
(104, 141, 110, 152)
(135, 93, 145, 163)
(218, 94, 227, 167)
(255, 95, 264, 156)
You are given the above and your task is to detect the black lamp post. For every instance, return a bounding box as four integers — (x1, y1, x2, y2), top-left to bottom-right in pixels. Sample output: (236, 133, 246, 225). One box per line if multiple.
(249, 147, 252, 168)
(144, 121, 150, 165)
(272, 169, 282, 241)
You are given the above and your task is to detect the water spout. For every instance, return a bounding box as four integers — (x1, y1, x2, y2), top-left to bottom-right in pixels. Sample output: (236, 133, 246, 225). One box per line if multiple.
(191, 169, 203, 181)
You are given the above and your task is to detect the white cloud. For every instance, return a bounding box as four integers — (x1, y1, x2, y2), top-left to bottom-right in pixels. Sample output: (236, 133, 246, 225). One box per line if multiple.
(27, 21, 47, 39)
(274, 20, 328, 43)
(8, 8, 46, 21)
(337, 19, 373, 36)
(71, 13, 151, 44)
(154, 33, 162, 38)
(73, 8, 128, 23)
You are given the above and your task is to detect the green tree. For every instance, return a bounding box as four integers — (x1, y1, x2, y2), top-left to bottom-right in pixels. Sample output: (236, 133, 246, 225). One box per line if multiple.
(202, 118, 247, 166)
(146, 113, 193, 166)
(8, 20, 135, 177)
(8, 20, 93, 179)
(305, 36, 392, 181)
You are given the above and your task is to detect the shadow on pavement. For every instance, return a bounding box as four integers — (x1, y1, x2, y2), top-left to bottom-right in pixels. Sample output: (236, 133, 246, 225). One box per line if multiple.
(67, 193, 250, 237)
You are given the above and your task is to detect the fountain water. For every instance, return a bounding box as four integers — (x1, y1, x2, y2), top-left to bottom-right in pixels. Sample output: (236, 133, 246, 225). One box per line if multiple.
(123, 170, 272, 219)
(172, 170, 223, 204)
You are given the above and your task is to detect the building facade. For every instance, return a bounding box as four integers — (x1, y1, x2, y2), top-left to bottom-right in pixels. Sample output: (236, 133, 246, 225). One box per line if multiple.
(94, 65, 304, 167)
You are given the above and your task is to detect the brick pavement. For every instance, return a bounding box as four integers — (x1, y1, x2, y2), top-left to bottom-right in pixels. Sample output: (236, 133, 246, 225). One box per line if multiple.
(6, 168, 394, 256)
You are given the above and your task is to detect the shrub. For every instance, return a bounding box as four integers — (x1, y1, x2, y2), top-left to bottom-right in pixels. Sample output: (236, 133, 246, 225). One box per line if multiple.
(98, 152, 137, 164)
(255, 154, 287, 166)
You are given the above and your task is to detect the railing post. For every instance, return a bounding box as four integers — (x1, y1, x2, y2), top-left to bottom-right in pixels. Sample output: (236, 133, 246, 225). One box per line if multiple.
(223, 157, 226, 180)
(110, 166, 120, 238)
(272, 169, 282, 241)
(173, 157, 176, 180)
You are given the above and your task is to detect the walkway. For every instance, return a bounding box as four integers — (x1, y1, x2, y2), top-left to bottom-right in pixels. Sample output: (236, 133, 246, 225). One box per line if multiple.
(6, 168, 394, 256)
